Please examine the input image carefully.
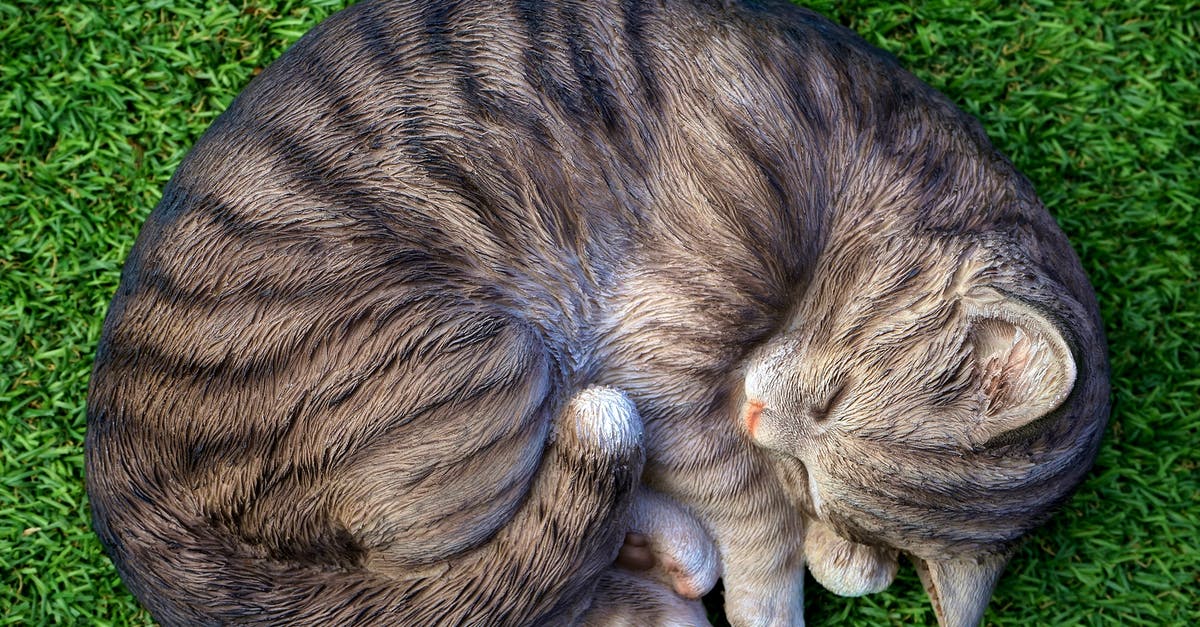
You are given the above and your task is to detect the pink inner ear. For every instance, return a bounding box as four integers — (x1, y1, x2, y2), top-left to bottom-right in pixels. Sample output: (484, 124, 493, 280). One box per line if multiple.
(965, 305, 1077, 446)
(979, 321, 1061, 419)
(743, 399, 764, 436)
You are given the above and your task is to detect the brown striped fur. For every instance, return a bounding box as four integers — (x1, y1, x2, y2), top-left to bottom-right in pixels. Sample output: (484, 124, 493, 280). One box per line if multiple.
(86, 0, 1109, 625)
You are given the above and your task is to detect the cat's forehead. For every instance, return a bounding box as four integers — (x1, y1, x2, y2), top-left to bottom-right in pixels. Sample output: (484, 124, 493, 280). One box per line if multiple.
(783, 293, 964, 373)
(800, 234, 971, 301)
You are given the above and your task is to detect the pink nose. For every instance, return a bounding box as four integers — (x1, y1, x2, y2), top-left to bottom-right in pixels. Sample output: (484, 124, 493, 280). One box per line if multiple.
(743, 399, 765, 436)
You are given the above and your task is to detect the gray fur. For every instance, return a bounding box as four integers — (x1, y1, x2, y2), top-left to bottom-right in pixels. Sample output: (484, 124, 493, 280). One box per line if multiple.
(86, 0, 1109, 625)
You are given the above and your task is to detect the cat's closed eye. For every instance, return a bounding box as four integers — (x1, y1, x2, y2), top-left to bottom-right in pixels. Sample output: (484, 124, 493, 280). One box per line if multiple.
(813, 379, 850, 422)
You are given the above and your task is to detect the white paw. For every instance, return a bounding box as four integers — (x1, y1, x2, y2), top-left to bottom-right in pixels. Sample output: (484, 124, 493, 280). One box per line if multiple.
(626, 489, 721, 599)
(805, 520, 897, 597)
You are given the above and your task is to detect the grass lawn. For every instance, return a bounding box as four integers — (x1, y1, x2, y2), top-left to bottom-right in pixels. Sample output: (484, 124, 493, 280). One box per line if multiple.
(2, 1, 1196, 624)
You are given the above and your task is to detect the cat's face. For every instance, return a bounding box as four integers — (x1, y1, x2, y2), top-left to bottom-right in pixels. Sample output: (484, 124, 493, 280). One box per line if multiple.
(741, 272, 1094, 625)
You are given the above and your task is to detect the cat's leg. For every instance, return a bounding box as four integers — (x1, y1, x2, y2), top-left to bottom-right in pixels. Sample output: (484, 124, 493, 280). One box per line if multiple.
(803, 518, 897, 597)
(710, 483, 806, 626)
(580, 569, 710, 627)
(376, 385, 647, 625)
(654, 446, 807, 627)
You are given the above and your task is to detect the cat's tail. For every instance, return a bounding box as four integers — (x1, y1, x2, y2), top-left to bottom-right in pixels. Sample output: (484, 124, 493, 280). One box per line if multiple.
(93, 386, 645, 626)
(439, 385, 648, 625)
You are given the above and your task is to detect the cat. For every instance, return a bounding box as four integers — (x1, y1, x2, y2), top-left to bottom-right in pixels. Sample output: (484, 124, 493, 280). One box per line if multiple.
(85, 0, 1110, 625)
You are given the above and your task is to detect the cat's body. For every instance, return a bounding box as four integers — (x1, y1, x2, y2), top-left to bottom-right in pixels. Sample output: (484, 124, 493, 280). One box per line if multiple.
(86, 0, 1109, 625)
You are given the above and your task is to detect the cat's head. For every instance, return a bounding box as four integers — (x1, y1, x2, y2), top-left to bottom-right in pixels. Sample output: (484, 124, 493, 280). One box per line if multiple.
(740, 242, 1108, 626)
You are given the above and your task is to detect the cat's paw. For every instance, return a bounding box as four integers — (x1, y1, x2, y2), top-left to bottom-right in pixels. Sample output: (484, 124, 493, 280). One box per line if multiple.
(804, 519, 897, 597)
(617, 489, 721, 600)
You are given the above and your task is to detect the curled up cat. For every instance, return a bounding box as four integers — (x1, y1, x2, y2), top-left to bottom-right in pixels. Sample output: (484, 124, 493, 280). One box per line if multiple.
(86, 0, 1110, 625)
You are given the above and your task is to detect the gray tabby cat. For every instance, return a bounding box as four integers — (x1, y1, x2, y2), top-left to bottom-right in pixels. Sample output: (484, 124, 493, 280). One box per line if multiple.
(86, 0, 1110, 625)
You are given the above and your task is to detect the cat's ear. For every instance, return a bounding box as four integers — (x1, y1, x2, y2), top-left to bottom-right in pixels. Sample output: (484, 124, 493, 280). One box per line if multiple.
(963, 298, 1076, 447)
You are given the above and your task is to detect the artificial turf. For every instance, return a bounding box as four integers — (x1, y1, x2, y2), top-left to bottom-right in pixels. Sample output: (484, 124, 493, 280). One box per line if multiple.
(1, 1, 1196, 625)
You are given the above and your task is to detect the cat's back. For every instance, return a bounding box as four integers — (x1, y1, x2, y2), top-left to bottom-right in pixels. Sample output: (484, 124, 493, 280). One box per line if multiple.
(123, 0, 887, 288)
(102, 0, 892, 393)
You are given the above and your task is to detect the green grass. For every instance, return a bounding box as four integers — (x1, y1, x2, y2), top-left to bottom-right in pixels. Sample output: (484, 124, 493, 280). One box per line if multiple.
(1, 0, 1195, 625)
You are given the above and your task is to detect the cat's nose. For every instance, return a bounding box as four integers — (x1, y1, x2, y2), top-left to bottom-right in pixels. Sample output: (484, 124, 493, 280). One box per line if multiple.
(743, 398, 765, 437)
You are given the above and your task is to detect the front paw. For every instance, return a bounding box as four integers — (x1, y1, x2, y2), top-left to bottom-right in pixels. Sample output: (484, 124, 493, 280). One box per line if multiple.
(804, 519, 897, 597)
(619, 490, 721, 599)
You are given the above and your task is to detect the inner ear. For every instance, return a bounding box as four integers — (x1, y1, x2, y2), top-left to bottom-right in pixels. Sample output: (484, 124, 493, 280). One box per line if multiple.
(965, 300, 1077, 447)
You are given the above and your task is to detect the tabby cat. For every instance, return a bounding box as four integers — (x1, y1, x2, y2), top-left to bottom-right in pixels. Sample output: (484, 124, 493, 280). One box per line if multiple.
(86, 0, 1110, 625)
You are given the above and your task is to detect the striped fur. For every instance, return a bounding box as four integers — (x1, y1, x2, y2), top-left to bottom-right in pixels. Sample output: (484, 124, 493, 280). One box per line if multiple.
(86, 0, 1109, 625)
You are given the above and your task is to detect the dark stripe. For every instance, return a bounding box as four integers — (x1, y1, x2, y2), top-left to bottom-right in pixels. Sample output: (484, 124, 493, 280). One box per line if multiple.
(418, 1, 546, 135)
(102, 328, 292, 387)
(419, 142, 534, 253)
(776, 28, 833, 136)
(419, 0, 488, 115)
(619, 0, 661, 107)
(421, 0, 457, 57)
(185, 420, 293, 478)
(350, 1, 438, 163)
(274, 524, 366, 569)
(355, 1, 407, 74)
(561, 0, 621, 133)
(516, 0, 587, 120)
(441, 315, 509, 352)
